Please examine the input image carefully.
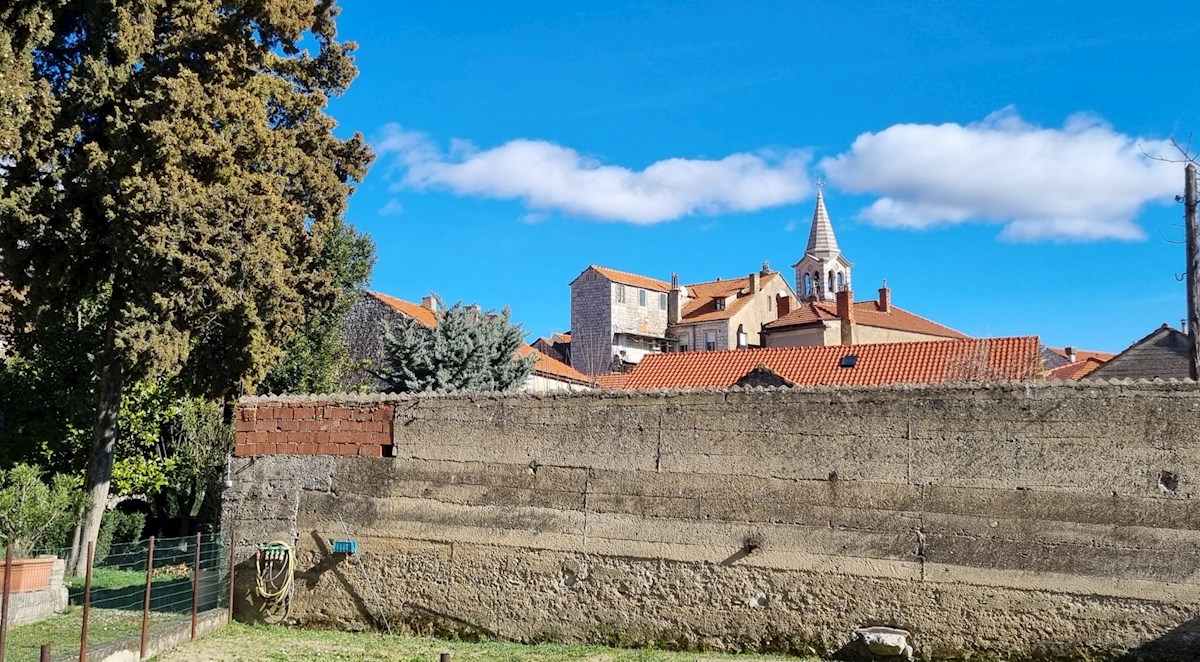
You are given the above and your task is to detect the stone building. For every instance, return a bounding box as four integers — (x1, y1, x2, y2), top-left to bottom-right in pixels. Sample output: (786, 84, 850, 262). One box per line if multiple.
(569, 266, 675, 375)
(1089, 324, 1192, 380)
(667, 265, 797, 352)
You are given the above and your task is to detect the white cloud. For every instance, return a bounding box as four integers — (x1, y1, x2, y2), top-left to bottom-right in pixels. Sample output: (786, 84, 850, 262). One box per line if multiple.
(378, 199, 403, 216)
(820, 108, 1180, 241)
(375, 124, 811, 223)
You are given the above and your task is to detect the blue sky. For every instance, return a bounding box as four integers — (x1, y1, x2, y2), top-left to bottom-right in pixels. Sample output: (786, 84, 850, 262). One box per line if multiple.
(329, 2, 1200, 352)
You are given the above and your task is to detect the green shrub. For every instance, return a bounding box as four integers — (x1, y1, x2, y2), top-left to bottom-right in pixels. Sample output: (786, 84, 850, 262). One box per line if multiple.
(0, 463, 84, 555)
(94, 509, 147, 566)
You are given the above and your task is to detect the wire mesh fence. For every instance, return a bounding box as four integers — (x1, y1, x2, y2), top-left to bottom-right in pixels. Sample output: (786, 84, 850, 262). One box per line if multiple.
(0, 532, 231, 662)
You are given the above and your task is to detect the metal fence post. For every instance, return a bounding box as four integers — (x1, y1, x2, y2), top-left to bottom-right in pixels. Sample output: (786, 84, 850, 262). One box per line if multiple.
(0, 542, 13, 662)
(79, 541, 93, 662)
(139, 536, 156, 660)
(227, 525, 236, 624)
(191, 532, 201, 639)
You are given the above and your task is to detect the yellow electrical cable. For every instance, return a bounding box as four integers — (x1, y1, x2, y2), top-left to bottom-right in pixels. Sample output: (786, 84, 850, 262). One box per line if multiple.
(254, 540, 294, 623)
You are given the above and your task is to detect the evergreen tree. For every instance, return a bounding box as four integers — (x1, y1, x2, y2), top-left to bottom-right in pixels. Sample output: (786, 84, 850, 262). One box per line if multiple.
(380, 296, 537, 393)
(259, 221, 376, 394)
(0, 0, 372, 571)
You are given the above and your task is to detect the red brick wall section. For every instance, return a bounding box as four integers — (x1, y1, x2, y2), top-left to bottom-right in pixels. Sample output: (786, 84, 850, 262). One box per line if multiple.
(234, 402, 394, 457)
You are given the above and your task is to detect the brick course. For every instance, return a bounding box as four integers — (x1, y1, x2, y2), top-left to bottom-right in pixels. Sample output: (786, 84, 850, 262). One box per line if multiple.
(233, 401, 394, 457)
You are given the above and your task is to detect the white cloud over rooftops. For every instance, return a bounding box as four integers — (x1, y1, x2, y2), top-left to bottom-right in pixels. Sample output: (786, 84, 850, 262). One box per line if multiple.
(820, 108, 1179, 241)
(375, 124, 812, 223)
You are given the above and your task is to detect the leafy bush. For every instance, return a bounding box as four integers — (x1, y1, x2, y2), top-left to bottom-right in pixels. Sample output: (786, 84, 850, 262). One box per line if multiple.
(0, 464, 84, 555)
(94, 509, 147, 566)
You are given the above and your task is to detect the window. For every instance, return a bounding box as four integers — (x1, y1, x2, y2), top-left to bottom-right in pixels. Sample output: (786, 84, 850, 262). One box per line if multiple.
(828, 270, 835, 293)
(638, 288, 646, 307)
(616, 284, 625, 303)
(680, 344, 689, 352)
(803, 273, 812, 297)
(836, 272, 844, 292)
(659, 292, 668, 310)
(715, 298, 726, 311)
(705, 330, 717, 351)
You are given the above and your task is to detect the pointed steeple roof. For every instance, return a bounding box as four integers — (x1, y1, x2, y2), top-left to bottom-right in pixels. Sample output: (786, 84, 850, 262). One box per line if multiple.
(805, 188, 840, 256)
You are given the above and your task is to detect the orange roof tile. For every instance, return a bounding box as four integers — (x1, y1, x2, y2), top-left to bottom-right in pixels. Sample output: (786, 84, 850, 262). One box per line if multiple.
(1047, 347, 1116, 363)
(587, 265, 672, 292)
(367, 291, 439, 328)
(764, 299, 967, 339)
(678, 277, 755, 323)
(517, 344, 594, 385)
(1047, 357, 1105, 380)
(592, 373, 634, 389)
(552, 332, 571, 344)
(621, 336, 1041, 390)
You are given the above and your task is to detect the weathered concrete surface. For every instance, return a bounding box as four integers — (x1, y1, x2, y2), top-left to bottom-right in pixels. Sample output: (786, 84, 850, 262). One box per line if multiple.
(225, 381, 1200, 660)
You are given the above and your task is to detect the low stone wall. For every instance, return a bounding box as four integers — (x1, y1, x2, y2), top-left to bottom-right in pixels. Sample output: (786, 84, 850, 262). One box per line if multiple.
(224, 381, 1200, 660)
(6, 558, 68, 627)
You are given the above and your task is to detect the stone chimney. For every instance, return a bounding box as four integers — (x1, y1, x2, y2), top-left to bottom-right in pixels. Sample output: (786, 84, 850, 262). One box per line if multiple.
(421, 295, 438, 312)
(748, 272, 760, 294)
(837, 289, 855, 346)
(878, 283, 891, 313)
(667, 273, 687, 325)
(776, 292, 790, 319)
(1065, 346, 1077, 363)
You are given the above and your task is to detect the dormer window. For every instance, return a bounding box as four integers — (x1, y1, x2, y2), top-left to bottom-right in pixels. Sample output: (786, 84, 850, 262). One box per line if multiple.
(715, 298, 726, 311)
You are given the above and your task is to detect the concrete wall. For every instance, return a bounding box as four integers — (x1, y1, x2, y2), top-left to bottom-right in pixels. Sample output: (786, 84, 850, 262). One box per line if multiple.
(225, 382, 1200, 660)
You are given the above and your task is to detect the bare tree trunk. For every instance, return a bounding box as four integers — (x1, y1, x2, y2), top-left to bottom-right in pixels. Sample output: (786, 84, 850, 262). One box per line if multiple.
(68, 356, 123, 576)
(1186, 163, 1198, 381)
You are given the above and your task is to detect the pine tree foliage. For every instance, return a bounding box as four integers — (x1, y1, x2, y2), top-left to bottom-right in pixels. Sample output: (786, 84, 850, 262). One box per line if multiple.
(380, 296, 537, 393)
(0, 0, 372, 567)
(259, 221, 376, 394)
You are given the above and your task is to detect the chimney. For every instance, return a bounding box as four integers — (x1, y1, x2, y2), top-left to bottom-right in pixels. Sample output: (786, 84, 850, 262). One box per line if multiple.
(421, 295, 438, 312)
(748, 272, 760, 294)
(1065, 346, 1077, 363)
(667, 273, 686, 325)
(878, 282, 891, 313)
(776, 292, 791, 319)
(837, 289, 855, 346)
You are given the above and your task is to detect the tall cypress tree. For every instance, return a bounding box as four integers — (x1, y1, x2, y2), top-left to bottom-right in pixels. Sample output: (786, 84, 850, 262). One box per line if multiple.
(0, 1, 372, 571)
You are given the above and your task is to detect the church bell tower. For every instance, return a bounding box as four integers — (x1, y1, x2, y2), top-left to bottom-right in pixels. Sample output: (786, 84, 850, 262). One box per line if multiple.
(792, 185, 853, 302)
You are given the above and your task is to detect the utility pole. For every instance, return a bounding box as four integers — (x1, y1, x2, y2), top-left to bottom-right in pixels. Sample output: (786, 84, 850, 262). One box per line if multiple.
(1186, 163, 1199, 380)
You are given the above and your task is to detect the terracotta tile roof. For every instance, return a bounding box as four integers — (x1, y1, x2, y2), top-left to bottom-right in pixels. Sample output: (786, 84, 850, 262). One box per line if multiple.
(620, 336, 1041, 390)
(1047, 347, 1116, 363)
(588, 265, 672, 292)
(592, 373, 634, 389)
(552, 332, 571, 344)
(517, 345, 593, 384)
(678, 276, 757, 323)
(366, 291, 439, 328)
(763, 299, 968, 339)
(1047, 357, 1105, 380)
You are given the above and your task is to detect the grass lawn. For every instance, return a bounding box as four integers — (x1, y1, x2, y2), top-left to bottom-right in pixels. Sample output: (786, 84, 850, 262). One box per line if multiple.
(156, 623, 819, 662)
(65, 567, 148, 593)
(5, 608, 186, 662)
